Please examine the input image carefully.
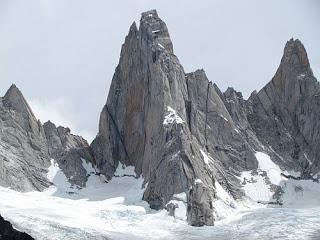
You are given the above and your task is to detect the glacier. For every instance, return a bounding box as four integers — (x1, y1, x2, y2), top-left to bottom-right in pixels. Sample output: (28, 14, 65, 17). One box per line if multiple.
(1, 154, 320, 240)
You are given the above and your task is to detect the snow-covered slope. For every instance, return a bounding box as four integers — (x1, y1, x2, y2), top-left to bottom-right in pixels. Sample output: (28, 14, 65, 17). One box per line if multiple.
(241, 151, 320, 208)
(240, 152, 283, 202)
(1, 153, 320, 239)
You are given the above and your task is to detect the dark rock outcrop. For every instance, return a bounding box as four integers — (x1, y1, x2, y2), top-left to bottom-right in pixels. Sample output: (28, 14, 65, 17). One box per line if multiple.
(0, 215, 34, 240)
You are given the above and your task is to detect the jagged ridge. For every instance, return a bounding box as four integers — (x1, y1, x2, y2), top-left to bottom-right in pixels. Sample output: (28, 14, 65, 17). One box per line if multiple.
(91, 10, 320, 226)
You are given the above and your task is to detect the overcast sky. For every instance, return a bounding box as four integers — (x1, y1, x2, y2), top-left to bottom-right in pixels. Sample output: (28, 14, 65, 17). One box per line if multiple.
(0, 0, 319, 142)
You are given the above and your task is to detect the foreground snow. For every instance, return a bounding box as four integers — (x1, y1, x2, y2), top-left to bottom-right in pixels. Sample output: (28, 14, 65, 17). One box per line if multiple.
(1, 157, 320, 239)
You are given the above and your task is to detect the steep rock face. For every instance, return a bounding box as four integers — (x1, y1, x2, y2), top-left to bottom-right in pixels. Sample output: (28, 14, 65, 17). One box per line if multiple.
(248, 39, 320, 177)
(43, 121, 94, 187)
(0, 85, 50, 191)
(185, 70, 257, 198)
(0, 215, 34, 240)
(91, 10, 259, 225)
(92, 10, 320, 226)
(91, 10, 206, 210)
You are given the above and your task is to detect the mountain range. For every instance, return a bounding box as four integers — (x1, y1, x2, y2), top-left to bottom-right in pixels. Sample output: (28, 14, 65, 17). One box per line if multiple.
(0, 9, 319, 234)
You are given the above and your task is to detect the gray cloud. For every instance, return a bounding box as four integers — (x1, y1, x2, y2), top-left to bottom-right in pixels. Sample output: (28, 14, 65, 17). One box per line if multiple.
(0, 0, 319, 141)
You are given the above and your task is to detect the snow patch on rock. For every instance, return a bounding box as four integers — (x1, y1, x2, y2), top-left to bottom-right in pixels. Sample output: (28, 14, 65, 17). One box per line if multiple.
(47, 159, 71, 193)
(81, 158, 97, 175)
(240, 152, 283, 202)
(163, 106, 184, 125)
(200, 149, 212, 166)
(195, 179, 203, 184)
(255, 152, 282, 185)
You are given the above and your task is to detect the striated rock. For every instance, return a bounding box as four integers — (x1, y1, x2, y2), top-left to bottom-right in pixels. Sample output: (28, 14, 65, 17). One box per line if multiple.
(187, 180, 215, 226)
(91, 10, 257, 224)
(0, 215, 34, 240)
(185, 70, 257, 198)
(248, 39, 320, 176)
(43, 121, 94, 187)
(91, 10, 320, 226)
(91, 10, 215, 214)
(0, 85, 51, 191)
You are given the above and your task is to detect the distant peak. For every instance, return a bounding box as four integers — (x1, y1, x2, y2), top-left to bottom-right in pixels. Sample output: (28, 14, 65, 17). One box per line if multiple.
(282, 38, 310, 69)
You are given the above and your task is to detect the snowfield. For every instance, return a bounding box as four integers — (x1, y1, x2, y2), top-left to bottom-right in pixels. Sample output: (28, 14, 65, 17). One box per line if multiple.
(1, 154, 320, 239)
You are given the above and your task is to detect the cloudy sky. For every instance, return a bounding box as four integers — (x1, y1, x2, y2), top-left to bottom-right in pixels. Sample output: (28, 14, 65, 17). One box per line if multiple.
(0, 0, 319, 142)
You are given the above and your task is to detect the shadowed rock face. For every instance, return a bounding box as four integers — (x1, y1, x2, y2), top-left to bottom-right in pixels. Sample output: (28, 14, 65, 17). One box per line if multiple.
(0, 215, 34, 240)
(91, 10, 320, 226)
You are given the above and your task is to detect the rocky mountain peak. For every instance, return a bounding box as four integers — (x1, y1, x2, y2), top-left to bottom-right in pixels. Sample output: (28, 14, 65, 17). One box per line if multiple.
(282, 38, 310, 70)
(262, 38, 317, 108)
(4, 84, 24, 105)
(3, 84, 35, 117)
(0, 85, 50, 191)
(139, 9, 173, 53)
